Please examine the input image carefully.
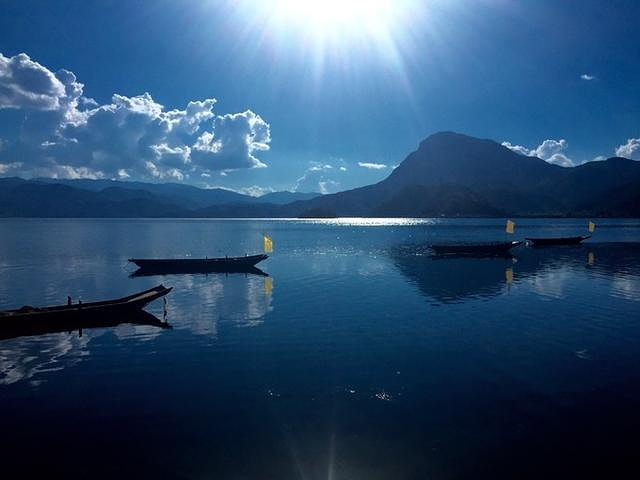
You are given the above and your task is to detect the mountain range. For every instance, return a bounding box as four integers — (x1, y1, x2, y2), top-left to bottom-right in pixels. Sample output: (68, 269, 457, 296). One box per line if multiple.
(1, 132, 639, 217)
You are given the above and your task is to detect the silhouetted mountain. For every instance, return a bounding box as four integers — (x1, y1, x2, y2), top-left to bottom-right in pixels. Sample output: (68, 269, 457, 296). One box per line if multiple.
(34, 178, 252, 208)
(32, 178, 320, 208)
(2, 132, 639, 217)
(0, 178, 187, 217)
(374, 184, 505, 217)
(293, 132, 640, 217)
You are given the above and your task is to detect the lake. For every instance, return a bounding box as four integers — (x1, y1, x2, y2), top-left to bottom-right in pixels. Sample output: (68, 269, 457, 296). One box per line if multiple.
(1, 218, 639, 479)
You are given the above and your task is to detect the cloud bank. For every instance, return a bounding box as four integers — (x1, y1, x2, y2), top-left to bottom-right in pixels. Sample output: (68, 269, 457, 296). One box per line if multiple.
(502, 138, 573, 167)
(0, 52, 270, 180)
(358, 162, 388, 170)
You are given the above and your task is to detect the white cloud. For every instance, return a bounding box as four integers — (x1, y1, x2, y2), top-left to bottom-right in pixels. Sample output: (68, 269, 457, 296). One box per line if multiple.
(36, 164, 106, 180)
(237, 185, 275, 197)
(615, 138, 640, 160)
(502, 138, 574, 167)
(532, 139, 568, 159)
(500, 141, 530, 156)
(0, 52, 271, 180)
(0, 52, 76, 110)
(544, 153, 573, 167)
(191, 110, 270, 171)
(580, 74, 595, 81)
(318, 180, 340, 194)
(0, 161, 21, 174)
(358, 162, 388, 170)
(295, 162, 343, 193)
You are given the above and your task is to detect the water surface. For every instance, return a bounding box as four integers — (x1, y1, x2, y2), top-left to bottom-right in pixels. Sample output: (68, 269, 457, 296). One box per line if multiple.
(1, 218, 639, 479)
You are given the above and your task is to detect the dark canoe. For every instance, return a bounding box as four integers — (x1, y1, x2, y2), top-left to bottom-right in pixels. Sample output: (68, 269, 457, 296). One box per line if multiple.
(0, 285, 172, 335)
(431, 241, 523, 256)
(526, 235, 591, 247)
(0, 309, 171, 342)
(128, 254, 268, 274)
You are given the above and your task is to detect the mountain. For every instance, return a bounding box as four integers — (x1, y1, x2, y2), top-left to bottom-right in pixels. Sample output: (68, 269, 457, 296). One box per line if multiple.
(258, 191, 320, 204)
(33, 178, 253, 208)
(0, 178, 187, 217)
(291, 132, 640, 217)
(2, 132, 639, 217)
(33, 178, 321, 207)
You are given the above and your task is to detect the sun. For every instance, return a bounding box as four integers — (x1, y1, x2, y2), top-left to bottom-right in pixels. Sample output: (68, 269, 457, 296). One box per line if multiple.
(228, 0, 422, 95)
(272, 0, 395, 37)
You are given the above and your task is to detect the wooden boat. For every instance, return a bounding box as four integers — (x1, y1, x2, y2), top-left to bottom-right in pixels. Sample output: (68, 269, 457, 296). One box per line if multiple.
(0, 309, 171, 342)
(0, 285, 172, 332)
(525, 235, 591, 247)
(430, 241, 523, 256)
(128, 254, 268, 274)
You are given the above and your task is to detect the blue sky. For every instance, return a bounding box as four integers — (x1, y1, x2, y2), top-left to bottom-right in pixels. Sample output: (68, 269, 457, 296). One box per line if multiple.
(0, 0, 639, 194)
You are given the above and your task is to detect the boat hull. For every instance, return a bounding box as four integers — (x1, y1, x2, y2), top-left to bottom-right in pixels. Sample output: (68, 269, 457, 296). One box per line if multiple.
(526, 235, 590, 246)
(128, 254, 268, 274)
(0, 285, 172, 333)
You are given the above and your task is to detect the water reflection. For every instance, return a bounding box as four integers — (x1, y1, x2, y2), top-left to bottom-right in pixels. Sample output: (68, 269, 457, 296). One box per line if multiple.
(390, 243, 640, 304)
(160, 271, 274, 335)
(0, 310, 168, 385)
(0, 329, 90, 385)
(391, 252, 515, 303)
(0, 269, 274, 385)
(0, 309, 170, 342)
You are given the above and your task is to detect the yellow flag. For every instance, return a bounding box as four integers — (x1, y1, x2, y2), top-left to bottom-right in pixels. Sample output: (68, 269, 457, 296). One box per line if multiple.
(506, 220, 515, 234)
(505, 267, 514, 284)
(263, 234, 273, 253)
(264, 277, 273, 295)
(588, 221, 596, 233)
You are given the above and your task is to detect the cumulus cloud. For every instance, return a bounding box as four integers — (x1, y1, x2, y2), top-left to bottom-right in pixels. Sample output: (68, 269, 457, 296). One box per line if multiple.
(615, 138, 640, 160)
(295, 162, 342, 194)
(580, 73, 595, 81)
(0, 52, 271, 180)
(191, 110, 269, 170)
(358, 162, 388, 170)
(0, 52, 79, 110)
(502, 138, 573, 167)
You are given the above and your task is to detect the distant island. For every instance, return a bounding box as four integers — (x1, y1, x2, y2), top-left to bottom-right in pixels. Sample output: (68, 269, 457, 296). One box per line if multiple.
(1, 132, 639, 218)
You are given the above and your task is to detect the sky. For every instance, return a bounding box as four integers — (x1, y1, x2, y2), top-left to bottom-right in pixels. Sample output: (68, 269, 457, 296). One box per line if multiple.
(0, 0, 639, 195)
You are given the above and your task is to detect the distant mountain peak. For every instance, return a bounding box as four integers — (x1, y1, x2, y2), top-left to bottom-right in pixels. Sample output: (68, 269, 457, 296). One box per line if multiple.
(418, 131, 496, 149)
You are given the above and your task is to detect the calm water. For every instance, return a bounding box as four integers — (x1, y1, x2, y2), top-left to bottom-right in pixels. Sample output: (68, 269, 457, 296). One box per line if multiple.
(1, 218, 639, 479)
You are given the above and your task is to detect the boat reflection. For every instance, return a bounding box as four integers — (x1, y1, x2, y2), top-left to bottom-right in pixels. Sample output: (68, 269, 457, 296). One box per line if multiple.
(391, 249, 515, 303)
(390, 242, 640, 303)
(130, 265, 269, 278)
(0, 309, 171, 342)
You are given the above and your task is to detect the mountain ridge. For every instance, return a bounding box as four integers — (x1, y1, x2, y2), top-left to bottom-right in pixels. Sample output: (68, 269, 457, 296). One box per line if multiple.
(1, 132, 639, 217)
